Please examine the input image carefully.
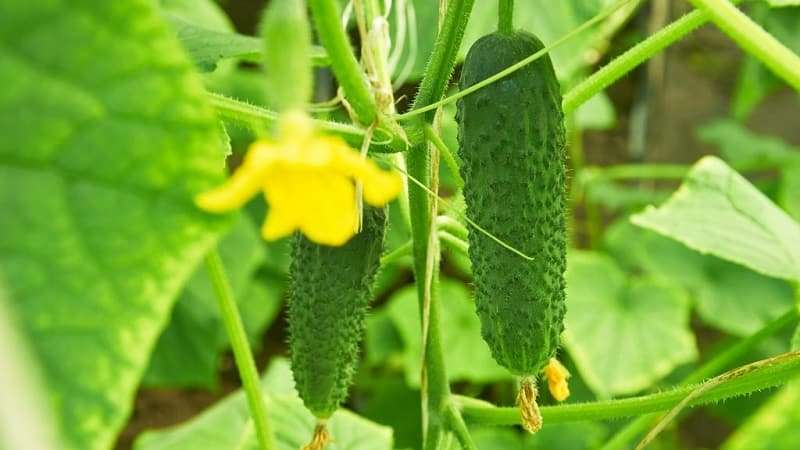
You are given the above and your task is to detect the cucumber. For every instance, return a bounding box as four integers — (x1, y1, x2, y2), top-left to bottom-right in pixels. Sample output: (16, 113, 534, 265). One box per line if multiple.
(288, 205, 386, 419)
(456, 30, 567, 413)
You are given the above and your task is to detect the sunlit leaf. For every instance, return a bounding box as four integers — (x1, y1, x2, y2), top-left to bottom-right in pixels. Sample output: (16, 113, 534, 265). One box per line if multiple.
(384, 279, 510, 386)
(605, 219, 795, 336)
(564, 251, 697, 396)
(134, 359, 394, 450)
(632, 156, 800, 281)
(0, 1, 233, 448)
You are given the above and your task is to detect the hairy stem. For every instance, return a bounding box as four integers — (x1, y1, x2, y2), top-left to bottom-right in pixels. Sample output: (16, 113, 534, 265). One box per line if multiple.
(458, 350, 800, 426)
(205, 250, 275, 450)
(562, 0, 744, 114)
(687, 0, 800, 93)
(307, 0, 377, 124)
(600, 307, 799, 450)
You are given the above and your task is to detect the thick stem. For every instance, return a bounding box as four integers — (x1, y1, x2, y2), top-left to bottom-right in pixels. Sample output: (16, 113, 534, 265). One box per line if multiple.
(600, 307, 799, 450)
(405, 1, 474, 448)
(562, 0, 745, 114)
(307, 0, 377, 124)
(687, 0, 800, 93)
(205, 251, 275, 450)
(458, 350, 800, 427)
(498, 0, 514, 35)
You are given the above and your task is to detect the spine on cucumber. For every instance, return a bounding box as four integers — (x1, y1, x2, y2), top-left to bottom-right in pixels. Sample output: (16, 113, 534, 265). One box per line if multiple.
(288, 206, 386, 419)
(456, 31, 567, 378)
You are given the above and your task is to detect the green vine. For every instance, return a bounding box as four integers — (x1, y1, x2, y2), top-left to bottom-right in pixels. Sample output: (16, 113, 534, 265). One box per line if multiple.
(205, 250, 275, 450)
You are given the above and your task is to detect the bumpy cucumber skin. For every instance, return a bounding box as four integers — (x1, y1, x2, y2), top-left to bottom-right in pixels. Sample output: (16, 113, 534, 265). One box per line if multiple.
(288, 206, 386, 418)
(457, 31, 567, 376)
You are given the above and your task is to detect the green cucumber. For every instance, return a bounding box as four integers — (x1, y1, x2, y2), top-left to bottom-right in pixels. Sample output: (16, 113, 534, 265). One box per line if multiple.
(456, 31, 567, 379)
(288, 206, 386, 419)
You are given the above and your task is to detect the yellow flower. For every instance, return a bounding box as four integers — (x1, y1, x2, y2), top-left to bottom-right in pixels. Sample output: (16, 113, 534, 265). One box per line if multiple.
(544, 358, 570, 402)
(196, 111, 403, 246)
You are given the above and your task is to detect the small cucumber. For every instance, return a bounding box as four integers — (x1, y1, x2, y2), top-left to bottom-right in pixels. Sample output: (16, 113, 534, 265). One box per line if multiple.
(457, 31, 567, 384)
(288, 206, 386, 419)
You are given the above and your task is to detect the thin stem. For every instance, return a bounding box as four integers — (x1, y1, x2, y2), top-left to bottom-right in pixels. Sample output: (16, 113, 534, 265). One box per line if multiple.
(458, 350, 800, 427)
(587, 164, 691, 181)
(562, 0, 745, 114)
(600, 307, 799, 450)
(498, 0, 514, 35)
(424, 125, 464, 189)
(380, 239, 413, 266)
(204, 251, 275, 450)
(687, 0, 800, 93)
(439, 230, 469, 258)
(445, 403, 478, 450)
(399, 0, 635, 121)
(307, 0, 377, 124)
(207, 93, 362, 136)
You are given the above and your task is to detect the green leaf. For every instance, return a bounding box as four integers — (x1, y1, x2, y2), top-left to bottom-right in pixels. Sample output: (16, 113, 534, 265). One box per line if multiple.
(564, 251, 697, 396)
(0, 0, 231, 448)
(469, 422, 606, 450)
(604, 219, 795, 336)
(384, 279, 510, 386)
(159, 0, 234, 32)
(164, 14, 262, 72)
(143, 215, 268, 389)
(764, 0, 800, 6)
(0, 276, 63, 450)
(631, 156, 800, 282)
(134, 358, 394, 450)
(574, 91, 617, 130)
(697, 119, 800, 168)
(780, 163, 800, 220)
(722, 383, 800, 450)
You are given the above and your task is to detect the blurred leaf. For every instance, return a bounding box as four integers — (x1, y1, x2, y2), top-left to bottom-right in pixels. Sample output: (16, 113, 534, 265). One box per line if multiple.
(385, 279, 510, 386)
(164, 14, 262, 72)
(722, 383, 800, 450)
(730, 3, 800, 118)
(605, 219, 795, 336)
(584, 177, 671, 212)
(387, 0, 439, 82)
(575, 91, 617, 130)
(632, 156, 800, 281)
(469, 422, 606, 450)
(697, 119, 800, 168)
(780, 163, 800, 220)
(460, 0, 639, 80)
(144, 215, 267, 389)
(0, 1, 232, 448)
(159, 0, 234, 31)
(792, 324, 800, 350)
(564, 251, 697, 396)
(365, 311, 405, 366)
(135, 358, 393, 450)
(764, 0, 800, 6)
(359, 375, 422, 449)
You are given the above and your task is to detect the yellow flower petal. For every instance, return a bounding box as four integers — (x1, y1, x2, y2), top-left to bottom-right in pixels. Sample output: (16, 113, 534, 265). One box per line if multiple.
(263, 167, 358, 246)
(329, 143, 403, 206)
(195, 141, 278, 212)
(544, 358, 570, 402)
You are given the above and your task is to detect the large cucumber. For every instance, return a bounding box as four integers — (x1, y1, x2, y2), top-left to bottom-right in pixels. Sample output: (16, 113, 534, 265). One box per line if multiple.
(288, 206, 386, 418)
(457, 30, 567, 428)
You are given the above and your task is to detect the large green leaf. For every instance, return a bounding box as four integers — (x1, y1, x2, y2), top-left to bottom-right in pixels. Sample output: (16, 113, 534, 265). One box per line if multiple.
(564, 251, 697, 396)
(722, 383, 800, 450)
(384, 279, 510, 386)
(697, 119, 800, 168)
(604, 219, 795, 336)
(134, 358, 394, 450)
(143, 214, 275, 389)
(631, 156, 800, 282)
(0, 1, 231, 448)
